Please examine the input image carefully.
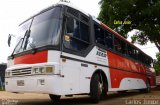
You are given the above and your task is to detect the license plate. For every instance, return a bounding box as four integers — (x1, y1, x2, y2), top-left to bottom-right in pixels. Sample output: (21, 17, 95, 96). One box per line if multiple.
(17, 80, 24, 86)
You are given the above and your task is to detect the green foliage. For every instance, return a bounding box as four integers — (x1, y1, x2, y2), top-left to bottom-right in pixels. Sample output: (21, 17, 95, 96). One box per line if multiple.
(154, 53, 160, 75)
(0, 86, 5, 91)
(98, 0, 160, 51)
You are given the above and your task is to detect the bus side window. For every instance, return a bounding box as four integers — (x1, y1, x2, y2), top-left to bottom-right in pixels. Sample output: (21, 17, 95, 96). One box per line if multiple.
(121, 41, 127, 55)
(80, 21, 89, 42)
(114, 37, 122, 53)
(65, 17, 79, 50)
(94, 24, 105, 45)
(139, 52, 143, 62)
(135, 50, 139, 60)
(127, 45, 133, 57)
(64, 16, 90, 51)
(104, 30, 113, 49)
(66, 17, 80, 38)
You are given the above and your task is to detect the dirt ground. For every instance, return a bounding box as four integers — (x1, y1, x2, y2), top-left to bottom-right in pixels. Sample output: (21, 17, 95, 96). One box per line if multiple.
(0, 87, 160, 105)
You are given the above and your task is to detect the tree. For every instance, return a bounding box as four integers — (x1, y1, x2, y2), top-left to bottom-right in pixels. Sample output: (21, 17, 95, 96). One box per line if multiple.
(98, 0, 160, 52)
(154, 53, 160, 75)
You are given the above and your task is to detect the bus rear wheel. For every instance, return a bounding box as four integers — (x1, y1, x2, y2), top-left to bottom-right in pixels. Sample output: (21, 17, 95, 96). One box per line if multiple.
(90, 73, 107, 103)
(140, 80, 151, 93)
(145, 80, 151, 93)
(49, 94, 61, 101)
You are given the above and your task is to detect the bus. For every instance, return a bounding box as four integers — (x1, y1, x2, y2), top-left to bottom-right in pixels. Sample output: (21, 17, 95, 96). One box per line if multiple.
(5, 2, 156, 103)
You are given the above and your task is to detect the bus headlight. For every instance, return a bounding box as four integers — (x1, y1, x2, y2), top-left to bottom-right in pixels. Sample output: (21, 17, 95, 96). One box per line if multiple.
(32, 66, 55, 75)
(39, 67, 45, 73)
(46, 67, 54, 73)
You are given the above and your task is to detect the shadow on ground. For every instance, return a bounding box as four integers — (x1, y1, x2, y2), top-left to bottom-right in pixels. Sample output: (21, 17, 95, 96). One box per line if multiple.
(18, 90, 150, 105)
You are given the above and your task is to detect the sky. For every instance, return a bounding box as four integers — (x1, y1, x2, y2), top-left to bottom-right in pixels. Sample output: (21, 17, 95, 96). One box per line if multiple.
(0, 0, 158, 63)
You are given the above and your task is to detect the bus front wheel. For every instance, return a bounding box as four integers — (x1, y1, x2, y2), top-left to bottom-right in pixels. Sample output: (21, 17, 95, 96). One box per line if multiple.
(49, 94, 61, 101)
(90, 73, 107, 103)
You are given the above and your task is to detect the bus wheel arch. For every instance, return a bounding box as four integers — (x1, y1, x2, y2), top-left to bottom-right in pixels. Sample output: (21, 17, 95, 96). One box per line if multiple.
(49, 94, 61, 102)
(140, 78, 151, 93)
(90, 69, 108, 103)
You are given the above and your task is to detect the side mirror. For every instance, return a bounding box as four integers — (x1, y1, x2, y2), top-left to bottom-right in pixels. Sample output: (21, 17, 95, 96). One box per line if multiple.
(8, 34, 12, 47)
(8, 34, 15, 47)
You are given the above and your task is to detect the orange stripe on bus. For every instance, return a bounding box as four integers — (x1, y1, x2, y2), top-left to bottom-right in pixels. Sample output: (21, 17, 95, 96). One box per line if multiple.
(14, 50, 48, 64)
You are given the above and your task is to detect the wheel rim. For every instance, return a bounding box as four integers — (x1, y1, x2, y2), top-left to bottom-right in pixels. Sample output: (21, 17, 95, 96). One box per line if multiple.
(98, 80, 103, 95)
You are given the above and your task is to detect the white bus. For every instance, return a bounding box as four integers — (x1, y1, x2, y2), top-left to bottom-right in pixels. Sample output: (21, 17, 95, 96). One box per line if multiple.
(5, 2, 155, 103)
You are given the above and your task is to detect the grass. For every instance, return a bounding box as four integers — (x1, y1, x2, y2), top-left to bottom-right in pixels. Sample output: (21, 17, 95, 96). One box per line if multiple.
(0, 86, 5, 91)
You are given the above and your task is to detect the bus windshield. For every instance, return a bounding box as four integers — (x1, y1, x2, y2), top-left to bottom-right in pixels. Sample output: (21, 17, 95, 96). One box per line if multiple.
(13, 6, 62, 54)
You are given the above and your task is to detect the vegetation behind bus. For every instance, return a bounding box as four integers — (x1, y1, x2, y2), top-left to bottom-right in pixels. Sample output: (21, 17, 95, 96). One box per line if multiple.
(98, 0, 160, 52)
(154, 53, 160, 75)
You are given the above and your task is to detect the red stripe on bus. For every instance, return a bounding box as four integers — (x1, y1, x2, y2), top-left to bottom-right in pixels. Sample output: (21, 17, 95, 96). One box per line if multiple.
(107, 51, 147, 88)
(14, 51, 48, 64)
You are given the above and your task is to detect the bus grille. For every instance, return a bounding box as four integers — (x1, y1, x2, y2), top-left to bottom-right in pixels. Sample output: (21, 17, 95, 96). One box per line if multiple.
(11, 67, 32, 76)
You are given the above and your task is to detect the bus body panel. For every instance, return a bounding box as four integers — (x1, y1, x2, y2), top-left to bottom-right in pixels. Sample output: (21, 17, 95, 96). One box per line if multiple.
(107, 50, 147, 89)
(108, 78, 146, 91)
(5, 50, 63, 95)
(5, 48, 153, 95)
(61, 46, 110, 94)
(5, 75, 64, 95)
(5, 47, 110, 95)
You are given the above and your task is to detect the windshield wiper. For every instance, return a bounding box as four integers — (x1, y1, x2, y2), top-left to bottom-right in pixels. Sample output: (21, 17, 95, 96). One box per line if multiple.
(23, 30, 31, 51)
(10, 38, 24, 59)
(23, 30, 37, 54)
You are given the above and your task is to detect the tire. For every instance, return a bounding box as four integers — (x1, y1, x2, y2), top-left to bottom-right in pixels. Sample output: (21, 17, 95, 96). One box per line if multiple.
(101, 78, 108, 97)
(145, 80, 151, 93)
(140, 80, 151, 93)
(90, 73, 107, 103)
(49, 94, 61, 101)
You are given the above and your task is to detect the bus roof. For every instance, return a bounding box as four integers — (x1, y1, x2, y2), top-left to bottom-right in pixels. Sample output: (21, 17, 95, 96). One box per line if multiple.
(57, 2, 89, 16)
(19, 2, 89, 26)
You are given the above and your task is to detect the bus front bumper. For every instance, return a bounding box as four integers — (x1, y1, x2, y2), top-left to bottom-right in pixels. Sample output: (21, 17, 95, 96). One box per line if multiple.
(5, 75, 63, 95)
